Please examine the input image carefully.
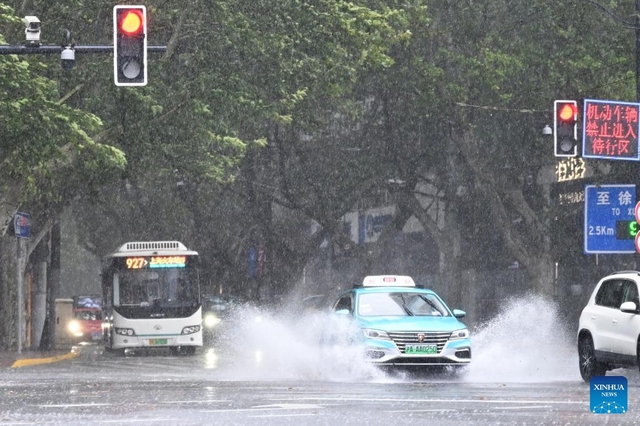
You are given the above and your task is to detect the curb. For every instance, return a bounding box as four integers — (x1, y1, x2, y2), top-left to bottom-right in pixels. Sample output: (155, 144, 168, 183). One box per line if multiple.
(11, 351, 79, 368)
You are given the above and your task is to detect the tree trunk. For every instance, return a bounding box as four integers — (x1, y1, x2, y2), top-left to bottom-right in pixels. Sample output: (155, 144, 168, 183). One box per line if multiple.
(45, 221, 61, 349)
(0, 236, 18, 350)
(454, 130, 554, 298)
(0, 182, 23, 238)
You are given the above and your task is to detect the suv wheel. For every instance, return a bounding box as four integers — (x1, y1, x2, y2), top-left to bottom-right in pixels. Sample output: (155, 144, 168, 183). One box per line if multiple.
(578, 335, 606, 381)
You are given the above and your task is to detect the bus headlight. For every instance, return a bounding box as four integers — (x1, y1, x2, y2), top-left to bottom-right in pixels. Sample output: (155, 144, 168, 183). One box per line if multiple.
(203, 314, 221, 329)
(115, 327, 135, 336)
(181, 325, 201, 335)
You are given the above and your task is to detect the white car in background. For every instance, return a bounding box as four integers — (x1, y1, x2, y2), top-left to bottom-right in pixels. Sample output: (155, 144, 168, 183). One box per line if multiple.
(577, 271, 640, 381)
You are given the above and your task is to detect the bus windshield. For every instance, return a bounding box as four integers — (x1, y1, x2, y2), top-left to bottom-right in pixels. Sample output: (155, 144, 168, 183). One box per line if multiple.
(113, 268, 198, 309)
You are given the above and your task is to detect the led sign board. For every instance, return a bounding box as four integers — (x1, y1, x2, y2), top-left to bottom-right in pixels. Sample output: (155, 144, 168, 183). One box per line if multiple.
(124, 256, 187, 269)
(583, 99, 640, 161)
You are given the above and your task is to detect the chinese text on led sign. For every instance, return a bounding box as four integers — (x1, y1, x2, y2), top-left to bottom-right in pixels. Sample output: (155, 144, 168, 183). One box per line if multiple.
(583, 99, 640, 161)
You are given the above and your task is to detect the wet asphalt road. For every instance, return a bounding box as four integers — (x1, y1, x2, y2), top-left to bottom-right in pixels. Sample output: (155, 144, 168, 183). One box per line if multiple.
(0, 344, 638, 425)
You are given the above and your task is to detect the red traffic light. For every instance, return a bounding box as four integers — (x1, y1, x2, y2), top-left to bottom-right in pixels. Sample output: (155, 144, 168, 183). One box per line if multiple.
(553, 100, 578, 157)
(557, 103, 577, 123)
(114, 5, 147, 86)
(119, 10, 143, 35)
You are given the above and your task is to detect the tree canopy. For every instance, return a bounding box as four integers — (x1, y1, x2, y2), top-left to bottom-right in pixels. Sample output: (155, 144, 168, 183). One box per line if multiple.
(1, 0, 638, 300)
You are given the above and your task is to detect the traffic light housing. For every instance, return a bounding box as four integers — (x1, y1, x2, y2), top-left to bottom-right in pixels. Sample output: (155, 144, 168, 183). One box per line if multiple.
(113, 5, 147, 86)
(554, 100, 578, 157)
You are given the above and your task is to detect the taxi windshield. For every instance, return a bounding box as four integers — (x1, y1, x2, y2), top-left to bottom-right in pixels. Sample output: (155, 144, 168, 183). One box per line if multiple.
(357, 292, 450, 317)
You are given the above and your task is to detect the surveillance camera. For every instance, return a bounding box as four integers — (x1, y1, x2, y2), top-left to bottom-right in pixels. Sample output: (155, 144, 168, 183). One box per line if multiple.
(24, 16, 41, 29)
(24, 16, 41, 44)
(542, 125, 553, 136)
(61, 47, 75, 70)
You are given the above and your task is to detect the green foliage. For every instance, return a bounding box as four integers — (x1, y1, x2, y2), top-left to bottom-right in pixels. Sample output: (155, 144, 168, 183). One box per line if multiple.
(3, 0, 639, 294)
(0, 3, 125, 202)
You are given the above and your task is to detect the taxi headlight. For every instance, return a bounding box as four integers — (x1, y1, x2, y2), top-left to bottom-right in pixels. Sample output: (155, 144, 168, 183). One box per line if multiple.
(449, 329, 469, 340)
(204, 314, 221, 329)
(362, 329, 391, 340)
(68, 320, 80, 334)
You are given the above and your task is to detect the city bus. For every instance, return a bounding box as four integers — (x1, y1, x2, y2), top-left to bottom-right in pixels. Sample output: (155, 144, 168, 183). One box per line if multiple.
(101, 241, 202, 355)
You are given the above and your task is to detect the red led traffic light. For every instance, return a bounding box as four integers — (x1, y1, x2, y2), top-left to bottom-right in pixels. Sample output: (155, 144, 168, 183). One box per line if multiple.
(119, 10, 143, 35)
(553, 100, 578, 157)
(558, 103, 577, 123)
(113, 5, 147, 86)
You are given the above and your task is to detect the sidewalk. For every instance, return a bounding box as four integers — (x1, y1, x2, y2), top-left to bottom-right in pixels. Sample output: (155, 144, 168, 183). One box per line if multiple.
(0, 348, 78, 369)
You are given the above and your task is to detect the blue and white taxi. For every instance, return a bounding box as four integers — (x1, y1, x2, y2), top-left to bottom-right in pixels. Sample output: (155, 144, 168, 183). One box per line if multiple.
(332, 275, 471, 367)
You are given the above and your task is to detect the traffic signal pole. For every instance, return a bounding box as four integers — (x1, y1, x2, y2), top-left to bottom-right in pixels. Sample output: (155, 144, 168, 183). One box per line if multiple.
(0, 45, 166, 54)
(1, 7, 163, 84)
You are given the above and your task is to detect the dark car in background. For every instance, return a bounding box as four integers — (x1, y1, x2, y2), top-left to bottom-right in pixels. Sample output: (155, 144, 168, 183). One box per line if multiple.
(202, 296, 235, 345)
(68, 294, 103, 344)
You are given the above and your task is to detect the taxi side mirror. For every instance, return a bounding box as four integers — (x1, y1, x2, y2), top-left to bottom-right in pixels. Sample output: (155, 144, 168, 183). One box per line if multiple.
(452, 309, 466, 318)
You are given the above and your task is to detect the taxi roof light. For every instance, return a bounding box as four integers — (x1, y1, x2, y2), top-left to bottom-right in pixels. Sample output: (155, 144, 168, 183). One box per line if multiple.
(361, 275, 416, 287)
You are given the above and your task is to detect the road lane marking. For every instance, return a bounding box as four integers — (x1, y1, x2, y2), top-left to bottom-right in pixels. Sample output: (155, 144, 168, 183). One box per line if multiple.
(491, 405, 552, 410)
(0, 422, 37, 425)
(38, 403, 112, 408)
(159, 400, 230, 403)
(250, 413, 321, 418)
(283, 397, 588, 405)
(201, 402, 325, 413)
(95, 419, 181, 423)
(386, 409, 457, 413)
(253, 403, 324, 409)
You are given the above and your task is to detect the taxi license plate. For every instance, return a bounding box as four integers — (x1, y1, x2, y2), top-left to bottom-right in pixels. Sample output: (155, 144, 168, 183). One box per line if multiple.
(405, 344, 438, 355)
(149, 339, 167, 346)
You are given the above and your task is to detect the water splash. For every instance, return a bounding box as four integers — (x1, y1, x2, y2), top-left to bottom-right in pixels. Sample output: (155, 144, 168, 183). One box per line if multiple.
(211, 304, 389, 382)
(209, 295, 583, 383)
(463, 294, 580, 382)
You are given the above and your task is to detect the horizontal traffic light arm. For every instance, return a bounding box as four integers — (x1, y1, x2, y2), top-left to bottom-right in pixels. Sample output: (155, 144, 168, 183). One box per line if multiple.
(0, 44, 166, 54)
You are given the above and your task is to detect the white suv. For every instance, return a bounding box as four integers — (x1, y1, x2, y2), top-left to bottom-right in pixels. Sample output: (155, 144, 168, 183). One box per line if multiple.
(577, 271, 640, 381)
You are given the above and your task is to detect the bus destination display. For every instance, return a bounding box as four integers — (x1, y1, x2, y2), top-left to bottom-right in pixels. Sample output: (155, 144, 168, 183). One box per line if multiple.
(125, 256, 187, 269)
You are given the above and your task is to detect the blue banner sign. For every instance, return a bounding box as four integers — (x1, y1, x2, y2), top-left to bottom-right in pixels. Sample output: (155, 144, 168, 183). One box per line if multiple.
(14, 212, 30, 239)
(584, 184, 636, 253)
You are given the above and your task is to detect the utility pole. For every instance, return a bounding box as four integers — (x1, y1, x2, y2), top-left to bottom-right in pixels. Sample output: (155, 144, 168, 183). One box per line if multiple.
(637, 0, 640, 100)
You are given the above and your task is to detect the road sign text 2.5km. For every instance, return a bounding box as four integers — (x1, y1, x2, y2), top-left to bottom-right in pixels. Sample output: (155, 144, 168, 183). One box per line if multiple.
(589, 226, 615, 236)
